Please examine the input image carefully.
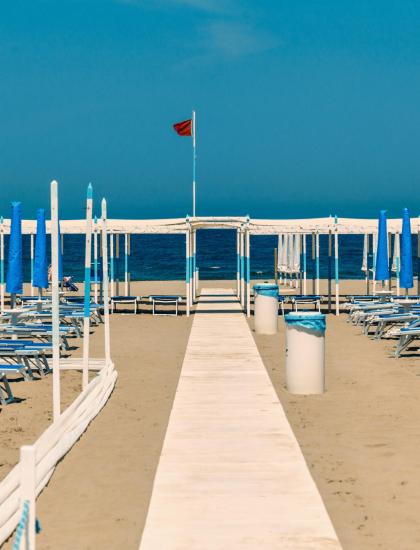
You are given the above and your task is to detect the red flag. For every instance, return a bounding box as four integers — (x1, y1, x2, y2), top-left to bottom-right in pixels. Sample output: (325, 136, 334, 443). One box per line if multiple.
(173, 119, 192, 136)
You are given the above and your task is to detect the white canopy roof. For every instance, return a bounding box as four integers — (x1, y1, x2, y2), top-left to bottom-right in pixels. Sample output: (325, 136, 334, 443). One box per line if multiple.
(0, 216, 419, 235)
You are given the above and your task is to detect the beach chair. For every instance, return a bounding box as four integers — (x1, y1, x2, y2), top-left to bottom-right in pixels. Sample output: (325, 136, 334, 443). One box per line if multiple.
(111, 296, 140, 314)
(363, 312, 418, 338)
(290, 295, 321, 312)
(149, 295, 182, 316)
(394, 319, 420, 358)
(0, 344, 51, 377)
(0, 359, 36, 405)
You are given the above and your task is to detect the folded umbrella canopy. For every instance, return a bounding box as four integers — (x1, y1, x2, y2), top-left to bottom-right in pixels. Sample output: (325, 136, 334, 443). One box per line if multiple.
(400, 208, 413, 290)
(292, 234, 301, 273)
(277, 234, 283, 271)
(33, 208, 48, 289)
(6, 202, 23, 296)
(375, 210, 390, 281)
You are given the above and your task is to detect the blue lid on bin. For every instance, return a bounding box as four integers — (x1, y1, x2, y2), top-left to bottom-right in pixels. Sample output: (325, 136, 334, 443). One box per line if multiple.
(285, 311, 326, 332)
(253, 283, 279, 298)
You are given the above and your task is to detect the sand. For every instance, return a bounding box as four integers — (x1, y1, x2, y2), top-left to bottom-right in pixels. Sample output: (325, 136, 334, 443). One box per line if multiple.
(250, 292, 420, 549)
(1, 278, 420, 549)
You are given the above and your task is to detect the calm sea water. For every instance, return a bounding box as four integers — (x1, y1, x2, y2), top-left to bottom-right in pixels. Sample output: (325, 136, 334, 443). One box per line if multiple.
(11, 230, 420, 282)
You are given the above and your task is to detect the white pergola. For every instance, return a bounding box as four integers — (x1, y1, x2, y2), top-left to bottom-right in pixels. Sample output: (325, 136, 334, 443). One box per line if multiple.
(0, 215, 419, 317)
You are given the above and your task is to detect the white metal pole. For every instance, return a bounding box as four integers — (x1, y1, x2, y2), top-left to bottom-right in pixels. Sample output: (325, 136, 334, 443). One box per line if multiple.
(101, 199, 111, 365)
(192, 110, 196, 217)
(303, 234, 307, 295)
(82, 184, 93, 389)
(30, 233, 34, 296)
(190, 229, 194, 307)
(50, 180, 61, 421)
(236, 230, 240, 298)
(110, 233, 115, 298)
(246, 230, 251, 317)
(185, 231, 190, 316)
(20, 445, 36, 550)
(334, 230, 340, 315)
(315, 231, 320, 295)
(0, 219, 4, 315)
(240, 230, 245, 308)
(192, 230, 197, 300)
(93, 220, 98, 303)
(124, 233, 128, 296)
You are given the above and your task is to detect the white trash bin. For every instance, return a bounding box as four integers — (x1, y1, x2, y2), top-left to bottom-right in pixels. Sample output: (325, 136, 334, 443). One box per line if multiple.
(253, 283, 279, 335)
(285, 311, 326, 394)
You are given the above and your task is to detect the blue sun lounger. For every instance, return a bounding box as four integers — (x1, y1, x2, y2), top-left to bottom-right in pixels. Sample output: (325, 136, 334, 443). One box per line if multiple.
(394, 319, 420, 358)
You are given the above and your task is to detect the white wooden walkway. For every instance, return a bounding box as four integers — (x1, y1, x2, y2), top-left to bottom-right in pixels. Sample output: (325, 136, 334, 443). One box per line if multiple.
(139, 288, 341, 549)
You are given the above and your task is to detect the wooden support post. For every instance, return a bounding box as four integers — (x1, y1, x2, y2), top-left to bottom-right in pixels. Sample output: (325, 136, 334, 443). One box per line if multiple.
(20, 445, 36, 550)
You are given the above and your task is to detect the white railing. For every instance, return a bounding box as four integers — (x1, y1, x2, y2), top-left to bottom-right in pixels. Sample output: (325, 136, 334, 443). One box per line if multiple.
(0, 360, 117, 547)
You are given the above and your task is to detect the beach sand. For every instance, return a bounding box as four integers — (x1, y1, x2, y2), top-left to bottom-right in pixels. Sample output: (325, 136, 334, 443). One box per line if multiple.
(250, 290, 420, 549)
(1, 279, 419, 549)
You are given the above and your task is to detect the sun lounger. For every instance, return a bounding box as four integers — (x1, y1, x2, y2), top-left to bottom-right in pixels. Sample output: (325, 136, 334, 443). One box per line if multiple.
(363, 312, 419, 338)
(394, 319, 420, 358)
(290, 295, 321, 312)
(149, 295, 182, 316)
(0, 364, 32, 405)
(111, 296, 140, 314)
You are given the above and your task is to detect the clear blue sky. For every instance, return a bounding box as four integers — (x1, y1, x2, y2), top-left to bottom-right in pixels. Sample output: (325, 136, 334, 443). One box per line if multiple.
(0, 0, 419, 220)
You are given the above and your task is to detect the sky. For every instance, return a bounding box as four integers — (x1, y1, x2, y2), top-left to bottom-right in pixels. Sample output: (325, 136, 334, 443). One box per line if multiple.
(0, 0, 420, 220)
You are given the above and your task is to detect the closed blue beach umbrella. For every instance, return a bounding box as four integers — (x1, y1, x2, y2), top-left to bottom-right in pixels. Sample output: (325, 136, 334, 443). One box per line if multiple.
(400, 208, 413, 290)
(33, 208, 48, 289)
(6, 202, 23, 297)
(375, 210, 389, 281)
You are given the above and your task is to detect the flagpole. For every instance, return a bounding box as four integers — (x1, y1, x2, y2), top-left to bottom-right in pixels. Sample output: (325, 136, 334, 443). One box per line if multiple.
(192, 109, 196, 217)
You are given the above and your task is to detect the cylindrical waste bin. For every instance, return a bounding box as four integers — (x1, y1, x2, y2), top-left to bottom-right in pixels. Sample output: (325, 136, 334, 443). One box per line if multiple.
(285, 311, 326, 394)
(253, 283, 279, 334)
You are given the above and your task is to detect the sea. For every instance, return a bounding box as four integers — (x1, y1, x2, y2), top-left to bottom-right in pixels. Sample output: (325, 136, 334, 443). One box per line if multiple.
(13, 230, 420, 282)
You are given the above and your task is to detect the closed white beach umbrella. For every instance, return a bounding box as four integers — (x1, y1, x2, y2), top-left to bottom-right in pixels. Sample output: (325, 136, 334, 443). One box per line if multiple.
(293, 234, 301, 273)
(287, 233, 294, 273)
(372, 232, 378, 273)
(281, 233, 288, 273)
(392, 232, 401, 295)
(277, 234, 283, 271)
(362, 233, 368, 273)
(391, 233, 400, 272)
